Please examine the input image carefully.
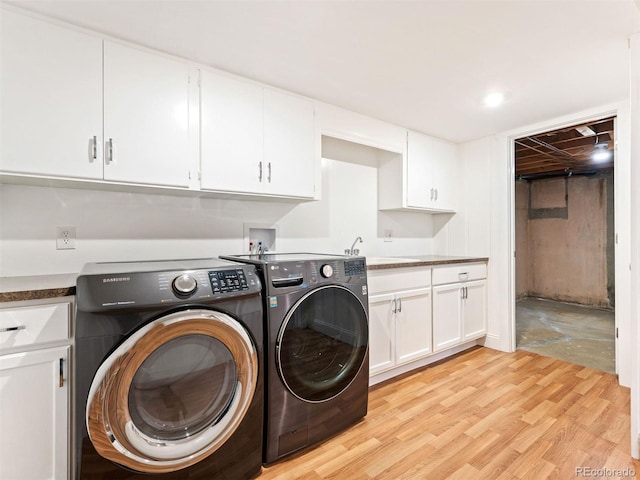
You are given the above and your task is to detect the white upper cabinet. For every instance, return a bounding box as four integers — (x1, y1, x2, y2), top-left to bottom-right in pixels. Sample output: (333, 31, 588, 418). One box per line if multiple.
(263, 89, 315, 198)
(378, 130, 457, 213)
(200, 72, 316, 199)
(0, 11, 190, 188)
(0, 10, 103, 179)
(406, 130, 456, 211)
(200, 71, 263, 193)
(103, 42, 190, 187)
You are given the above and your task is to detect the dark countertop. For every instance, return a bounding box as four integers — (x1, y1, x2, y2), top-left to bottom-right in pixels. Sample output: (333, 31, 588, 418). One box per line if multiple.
(0, 274, 77, 303)
(366, 255, 489, 271)
(0, 256, 488, 302)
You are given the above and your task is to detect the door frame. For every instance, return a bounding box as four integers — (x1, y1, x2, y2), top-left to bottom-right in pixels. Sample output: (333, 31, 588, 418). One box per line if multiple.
(505, 102, 630, 387)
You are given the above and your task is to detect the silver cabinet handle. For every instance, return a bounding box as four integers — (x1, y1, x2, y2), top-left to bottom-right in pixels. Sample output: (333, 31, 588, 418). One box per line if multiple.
(397, 297, 402, 313)
(435, 188, 438, 201)
(105, 138, 114, 164)
(258, 161, 263, 182)
(267, 162, 272, 183)
(0, 325, 26, 333)
(430, 188, 434, 201)
(90, 136, 97, 161)
(59, 358, 64, 388)
(392, 298, 397, 314)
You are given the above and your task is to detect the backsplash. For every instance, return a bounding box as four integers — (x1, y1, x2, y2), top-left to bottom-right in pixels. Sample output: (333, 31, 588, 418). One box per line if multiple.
(0, 159, 435, 276)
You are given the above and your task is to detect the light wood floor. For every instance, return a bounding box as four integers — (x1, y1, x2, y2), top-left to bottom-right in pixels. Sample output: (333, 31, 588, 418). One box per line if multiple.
(261, 347, 639, 479)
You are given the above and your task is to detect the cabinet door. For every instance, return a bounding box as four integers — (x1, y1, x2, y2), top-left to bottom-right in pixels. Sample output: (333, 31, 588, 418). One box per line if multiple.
(1, 10, 103, 179)
(103, 41, 190, 187)
(200, 71, 264, 193)
(432, 284, 463, 352)
(430, 137, 457, 211)
(406, 130, 434, 208)
(368, 293, 395, 375)
(264, 89, 315, 198)
(0, 346, 69, 480)
(395, 288, 432, 365)
(463, 280, 487, 341)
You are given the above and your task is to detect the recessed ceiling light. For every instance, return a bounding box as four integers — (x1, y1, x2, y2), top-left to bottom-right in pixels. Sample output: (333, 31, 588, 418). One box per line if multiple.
(484, 92, 504, 108)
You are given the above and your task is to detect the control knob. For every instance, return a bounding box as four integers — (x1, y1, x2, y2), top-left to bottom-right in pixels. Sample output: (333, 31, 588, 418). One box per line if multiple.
(172, 274, 198, 297)
(320, 264, 334, 278)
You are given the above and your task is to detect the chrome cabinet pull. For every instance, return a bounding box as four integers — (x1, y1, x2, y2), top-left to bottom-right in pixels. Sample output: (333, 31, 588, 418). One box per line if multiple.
(434, 188, 438, 201)
(59, 358, 64, 388)
(397, 298, 402, 313)
(392, 298, 397, 313)
(430, 188, 434, 201)
(258, 161, 263, 182)
(105, 138, 114, 164)
(90, 136, 97, 161)
(0, 325, 26, 333)
(267, 162, 272, 183)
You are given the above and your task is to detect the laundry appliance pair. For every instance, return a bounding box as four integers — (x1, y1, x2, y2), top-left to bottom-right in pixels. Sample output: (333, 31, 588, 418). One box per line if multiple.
(74, 253, 369, 479)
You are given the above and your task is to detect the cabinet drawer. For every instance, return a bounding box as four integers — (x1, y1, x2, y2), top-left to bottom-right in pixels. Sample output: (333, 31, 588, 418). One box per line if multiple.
(367, 268, 430, 294)
(0, 303, 70, 350)
(432, 263, 487, 285)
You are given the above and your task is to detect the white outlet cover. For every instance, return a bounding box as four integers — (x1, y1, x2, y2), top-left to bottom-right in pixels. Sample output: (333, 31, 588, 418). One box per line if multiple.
(56, 226, 76, 250)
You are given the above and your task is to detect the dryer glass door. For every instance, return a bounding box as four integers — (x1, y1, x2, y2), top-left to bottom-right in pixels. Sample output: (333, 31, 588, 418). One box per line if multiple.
(86, 309, 257, 474)
(277, 285, 368, 402)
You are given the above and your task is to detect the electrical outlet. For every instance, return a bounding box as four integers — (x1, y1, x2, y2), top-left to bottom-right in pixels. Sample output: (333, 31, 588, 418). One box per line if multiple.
(56, 226, 76, 250)
(384, 229, 393, 242)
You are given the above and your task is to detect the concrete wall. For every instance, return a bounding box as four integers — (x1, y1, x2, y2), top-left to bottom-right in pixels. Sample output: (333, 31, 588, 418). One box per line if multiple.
(515, 180, 530, 298)
(516, 174, 613, 308)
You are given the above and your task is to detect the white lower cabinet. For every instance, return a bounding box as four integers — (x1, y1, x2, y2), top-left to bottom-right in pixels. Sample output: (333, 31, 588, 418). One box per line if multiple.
(432, 264, 487, 353)
(432, 283, 463, 352)
(368, 268, 432, 376)
(0, 346, 69, 480)
(0, 299, 71, 480)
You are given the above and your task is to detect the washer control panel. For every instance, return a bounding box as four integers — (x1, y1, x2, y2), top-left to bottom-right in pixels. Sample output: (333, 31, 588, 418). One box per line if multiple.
(77, 264, 260, 311)
(208, 269, 249, 294)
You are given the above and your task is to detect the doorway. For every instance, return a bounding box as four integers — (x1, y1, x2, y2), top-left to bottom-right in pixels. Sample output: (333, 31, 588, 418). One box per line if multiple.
(513, 117, 616, 374)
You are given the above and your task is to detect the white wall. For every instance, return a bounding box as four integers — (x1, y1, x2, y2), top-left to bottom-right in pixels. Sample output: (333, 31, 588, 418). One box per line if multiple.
(448, 101, 632, 365)
(432, 137, 503, 348)
(0, 158, 434, 277)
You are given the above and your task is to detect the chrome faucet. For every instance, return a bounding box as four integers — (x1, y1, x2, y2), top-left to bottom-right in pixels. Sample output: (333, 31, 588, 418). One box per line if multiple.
(345, 236, 363, 256)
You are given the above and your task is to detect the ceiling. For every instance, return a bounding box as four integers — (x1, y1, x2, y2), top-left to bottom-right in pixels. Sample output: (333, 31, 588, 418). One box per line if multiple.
(6, 1, 640, 143)
(514, 117, 615, 179)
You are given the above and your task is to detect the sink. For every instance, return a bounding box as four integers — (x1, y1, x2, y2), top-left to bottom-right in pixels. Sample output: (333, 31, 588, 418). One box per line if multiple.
(366, 257, 420, 265)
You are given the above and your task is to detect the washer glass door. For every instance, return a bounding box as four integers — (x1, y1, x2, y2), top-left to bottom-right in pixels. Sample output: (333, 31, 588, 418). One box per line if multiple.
(277, 285, 368, 402)
(86, 309, 257, 474)
(128, 333, 236, 441)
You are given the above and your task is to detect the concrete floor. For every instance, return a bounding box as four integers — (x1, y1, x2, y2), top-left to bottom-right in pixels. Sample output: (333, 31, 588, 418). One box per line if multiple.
(516, 297, 615, 374)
